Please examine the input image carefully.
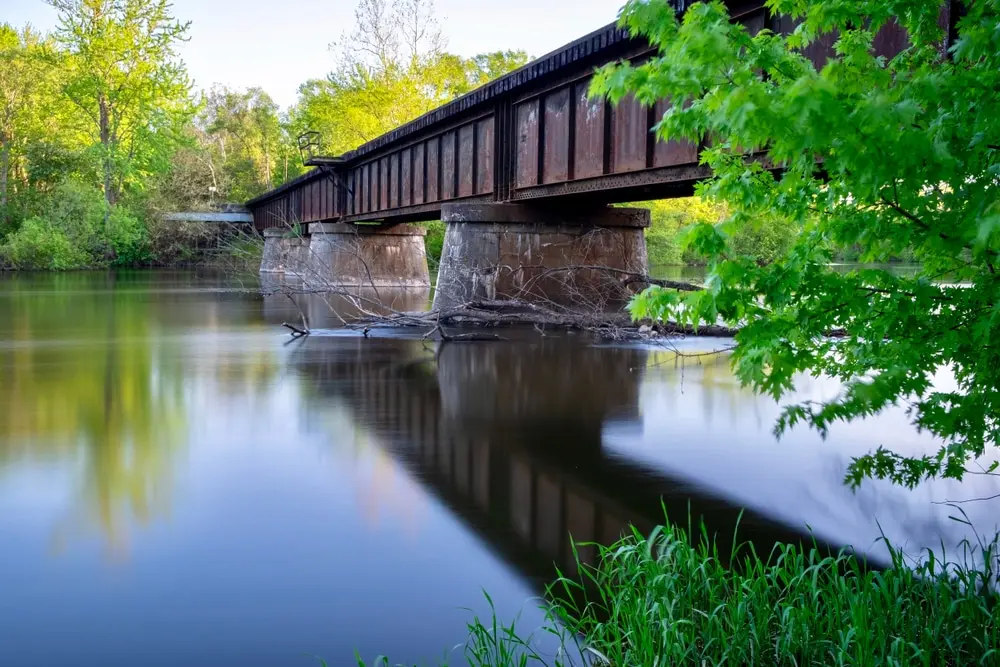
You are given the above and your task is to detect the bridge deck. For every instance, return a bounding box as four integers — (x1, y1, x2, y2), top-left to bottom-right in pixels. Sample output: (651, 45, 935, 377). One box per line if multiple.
(246, 0, 926, 233)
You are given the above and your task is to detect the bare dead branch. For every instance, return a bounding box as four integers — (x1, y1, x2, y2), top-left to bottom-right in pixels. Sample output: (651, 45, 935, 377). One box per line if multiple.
(282, 321, 310, 337)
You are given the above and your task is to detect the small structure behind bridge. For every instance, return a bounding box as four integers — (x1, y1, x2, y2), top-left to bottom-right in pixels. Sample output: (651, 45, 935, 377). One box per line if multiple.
(163, 205, 253, 224)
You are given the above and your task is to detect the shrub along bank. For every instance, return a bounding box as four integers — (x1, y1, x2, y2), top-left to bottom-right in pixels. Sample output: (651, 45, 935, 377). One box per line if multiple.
(0, 179, 245, 270)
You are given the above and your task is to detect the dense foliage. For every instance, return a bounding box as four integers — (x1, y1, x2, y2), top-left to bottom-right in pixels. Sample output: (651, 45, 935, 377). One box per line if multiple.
(0, 0, 528, 269)
(594, 0, 1000, 487)
(0, 0, 201, 268)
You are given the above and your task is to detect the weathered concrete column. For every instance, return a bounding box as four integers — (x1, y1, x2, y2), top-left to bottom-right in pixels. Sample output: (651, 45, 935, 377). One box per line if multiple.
(433, 203, 649, 311)
(306, 222, 430, 288)
(260, 228, 285, 274)
(260, 228, 310, 275)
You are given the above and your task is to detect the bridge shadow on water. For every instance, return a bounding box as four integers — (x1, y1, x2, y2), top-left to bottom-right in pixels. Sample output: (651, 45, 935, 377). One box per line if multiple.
(282, 327, 842, 593)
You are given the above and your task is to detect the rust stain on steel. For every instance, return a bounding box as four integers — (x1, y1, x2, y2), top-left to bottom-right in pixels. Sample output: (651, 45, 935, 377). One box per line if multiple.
(401, 148, 412, 207)
(355, 166, 363, 214)
(390, 153, 399, 208)
(441, 130, 456, 200)
(327, 177, 335, 217)
(323, 177, 330, 218)
(741, 5, 767, 36)
(413, 143, 425, 204)
(611, 94, 647, 174)
(515, 99, 539, 189)
(380, 157, 389, 210)
(358, 164, 372, 213)
(773, 14, 835, 67)
(427, 138, 440, 202)
(873, 18, 908, 59)
(774, 11, 907, 69)
(574, 79, 605, 179)
(458, 123, 475, 197)
(542, 86, 571, 183)
(476, 117, 494, 194)
(327, 177, 334, 218)
(368, 164, 376, 213)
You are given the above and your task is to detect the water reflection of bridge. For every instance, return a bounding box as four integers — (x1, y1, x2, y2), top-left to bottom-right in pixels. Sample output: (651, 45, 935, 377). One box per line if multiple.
(289, 332, 836, 584)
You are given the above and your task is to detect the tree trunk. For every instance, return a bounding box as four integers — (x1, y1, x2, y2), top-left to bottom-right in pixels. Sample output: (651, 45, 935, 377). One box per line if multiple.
(0, 133, 9, 222)
(99, 94, 116, 209)
(98, 94, 117, 260)
(264, 145, 272, 187)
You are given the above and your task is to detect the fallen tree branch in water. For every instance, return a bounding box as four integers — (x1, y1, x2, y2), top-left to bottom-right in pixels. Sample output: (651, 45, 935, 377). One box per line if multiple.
(282, 319, 310, 337)
(515, 264, 705, 293)
(339, 300, 747, 341)
(257, 255, 735, 340)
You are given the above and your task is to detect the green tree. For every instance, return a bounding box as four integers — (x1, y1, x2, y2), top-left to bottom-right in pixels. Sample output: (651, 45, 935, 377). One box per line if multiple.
(46, 0, 192, 215)
(290, 0, 529, 154)
(463, 50, 531, 89)
(198, 86, 293, 200)
(595, 0, 1000, 487)
(0, 24, 53, 225)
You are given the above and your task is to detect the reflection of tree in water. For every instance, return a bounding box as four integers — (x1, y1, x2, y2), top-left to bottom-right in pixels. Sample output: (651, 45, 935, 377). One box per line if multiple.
(643, 347, 764, 427)
(211, 348, 280, 396)
(0, 273, 187, 557)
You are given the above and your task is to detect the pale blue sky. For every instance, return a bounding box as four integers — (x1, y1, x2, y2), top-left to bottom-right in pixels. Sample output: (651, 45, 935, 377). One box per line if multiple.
(3, 0, 625, 109)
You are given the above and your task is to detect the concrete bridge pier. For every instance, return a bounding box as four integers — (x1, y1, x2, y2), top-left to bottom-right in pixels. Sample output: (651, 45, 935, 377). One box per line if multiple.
(260, 223, 431, 288)
(432, 203, 650, 311)
(308, 223, 430, 288)
(261, 228, 310, 275)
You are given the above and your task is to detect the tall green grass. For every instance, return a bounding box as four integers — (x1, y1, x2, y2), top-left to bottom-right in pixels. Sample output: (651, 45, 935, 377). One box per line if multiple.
(554, 515, 1000, 666)
(357, 513, 1000, 666)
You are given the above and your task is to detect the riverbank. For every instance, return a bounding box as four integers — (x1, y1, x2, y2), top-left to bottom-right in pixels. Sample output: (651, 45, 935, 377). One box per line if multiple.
(382, 518, 1000, 666)
(0, 220, 261, 272)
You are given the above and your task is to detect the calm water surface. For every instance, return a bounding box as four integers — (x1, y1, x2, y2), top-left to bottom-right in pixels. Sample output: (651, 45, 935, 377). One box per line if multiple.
(1, 270, 996, 666)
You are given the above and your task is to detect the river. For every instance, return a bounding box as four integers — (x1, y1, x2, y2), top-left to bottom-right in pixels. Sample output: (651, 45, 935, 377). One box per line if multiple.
(0, 269, 996, 666)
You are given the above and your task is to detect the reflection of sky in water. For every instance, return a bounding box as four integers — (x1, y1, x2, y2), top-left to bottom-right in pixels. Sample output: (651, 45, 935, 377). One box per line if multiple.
(603, 338, 1000, 564)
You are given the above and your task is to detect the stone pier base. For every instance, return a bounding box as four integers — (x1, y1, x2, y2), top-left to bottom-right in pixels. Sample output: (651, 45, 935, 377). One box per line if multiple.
(309, 222, 429, 287)
(260, 228, 310, 275)
(433, 203, 649, 311)
(259, 223, 430, 288)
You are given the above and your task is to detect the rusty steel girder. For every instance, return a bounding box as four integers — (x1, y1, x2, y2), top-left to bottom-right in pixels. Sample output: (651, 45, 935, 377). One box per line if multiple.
(247, 0, 926, 232)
